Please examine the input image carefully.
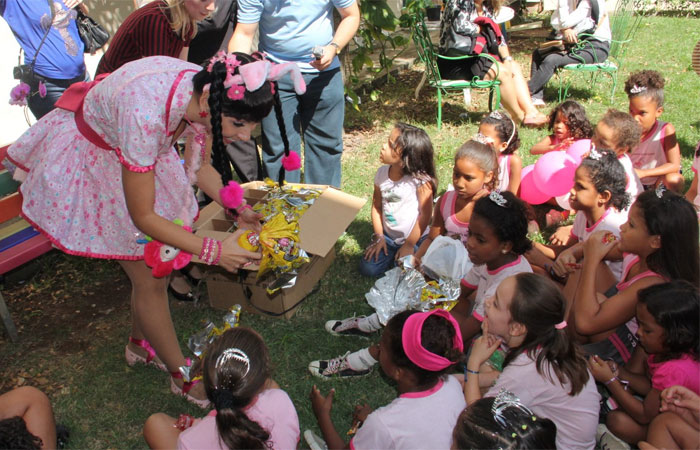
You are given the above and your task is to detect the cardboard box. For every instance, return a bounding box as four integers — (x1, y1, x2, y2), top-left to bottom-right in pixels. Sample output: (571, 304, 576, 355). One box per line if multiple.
(193, 182, 366, 319)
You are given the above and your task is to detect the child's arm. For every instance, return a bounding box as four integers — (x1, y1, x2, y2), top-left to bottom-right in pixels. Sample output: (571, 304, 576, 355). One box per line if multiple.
(550, 241, 583, 276)
(397, 182, 434, 259)
(572, 232, 659, 336)
(364, 185, 388, 262)
(685, 170, 698, 204)
(634, 124, 682, 180)
(530, 135, 555, 155)
(589, 355, 661, 424)
(618, 347, 653, 395)
(464, 321, 502, 404)
(506, 153, 522, 194)
(310, 386, 350, 450)
(414, 196, 446, 262)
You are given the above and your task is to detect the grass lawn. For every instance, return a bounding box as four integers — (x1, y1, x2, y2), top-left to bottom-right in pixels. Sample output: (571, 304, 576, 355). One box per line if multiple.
(1, 14, 699, 449)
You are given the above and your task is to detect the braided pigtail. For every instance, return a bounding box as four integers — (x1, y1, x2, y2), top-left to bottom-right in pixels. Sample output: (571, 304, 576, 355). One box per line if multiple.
(273, 88, 295, 186)
(208, 61, 233, 186)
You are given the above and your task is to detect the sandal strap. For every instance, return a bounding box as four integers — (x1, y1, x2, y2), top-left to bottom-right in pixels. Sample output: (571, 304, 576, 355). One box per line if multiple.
(169, 357, 193, 379)
(129, 337, 156, 364)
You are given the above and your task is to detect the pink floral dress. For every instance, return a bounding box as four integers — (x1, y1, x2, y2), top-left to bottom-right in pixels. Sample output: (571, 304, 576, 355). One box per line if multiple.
(7, 56, 202, 260)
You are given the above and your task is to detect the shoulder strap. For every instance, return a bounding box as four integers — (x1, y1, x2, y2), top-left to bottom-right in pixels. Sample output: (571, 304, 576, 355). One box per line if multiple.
(29, 0, 56, 70)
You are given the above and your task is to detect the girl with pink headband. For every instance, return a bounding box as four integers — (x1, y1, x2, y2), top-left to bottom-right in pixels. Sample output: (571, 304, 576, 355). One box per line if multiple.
(465, 273, 600, 449)
(4, 52, 304, 406)
(309, 309, 466, 450)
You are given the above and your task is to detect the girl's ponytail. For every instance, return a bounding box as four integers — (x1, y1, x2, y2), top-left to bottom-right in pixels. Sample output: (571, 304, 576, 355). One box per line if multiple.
(214, 399, 270, 449)
(505, 273, 589, 396)
(203, 328, 273, 450)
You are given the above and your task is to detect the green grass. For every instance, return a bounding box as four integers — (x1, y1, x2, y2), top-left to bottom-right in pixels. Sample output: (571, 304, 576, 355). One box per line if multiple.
(1, 15, 699, 449)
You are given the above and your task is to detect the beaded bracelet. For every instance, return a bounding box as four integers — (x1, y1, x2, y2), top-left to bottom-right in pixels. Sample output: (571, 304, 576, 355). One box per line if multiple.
(200, 237, 222, 265)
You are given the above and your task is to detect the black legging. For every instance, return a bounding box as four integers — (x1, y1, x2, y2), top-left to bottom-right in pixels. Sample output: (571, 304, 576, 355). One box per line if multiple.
(528, 39, 610, 100)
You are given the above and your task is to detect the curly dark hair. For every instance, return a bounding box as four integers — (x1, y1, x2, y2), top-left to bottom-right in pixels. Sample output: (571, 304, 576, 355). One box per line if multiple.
(635, 190, 700, 287)
(624, 70, 665, 106)
(452, 397, 557, 450)
(0, 416, 42, 450)
(548, 100, 593, 140)
(599, 109, 642, 154)
(578, 148, 631, 211)
(638, 280, 699, 361)
(383, 310, 464, 389)
(480, 110, 521, 155)
(203, 327, 272, 450)
(472, 191, 532, 254)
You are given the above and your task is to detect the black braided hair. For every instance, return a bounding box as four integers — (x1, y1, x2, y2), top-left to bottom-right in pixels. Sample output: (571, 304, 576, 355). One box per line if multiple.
(192, 53, 275, 187)
(272, 84, 292, 186)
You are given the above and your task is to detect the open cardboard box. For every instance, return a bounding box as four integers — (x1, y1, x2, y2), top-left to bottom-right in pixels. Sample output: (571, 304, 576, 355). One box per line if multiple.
(193, 181, 366, 318)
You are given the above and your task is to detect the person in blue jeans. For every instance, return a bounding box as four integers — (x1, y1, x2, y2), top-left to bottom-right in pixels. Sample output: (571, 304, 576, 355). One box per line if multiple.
(2, 0, 88, 119)
(228, 0, 360, 187)
(360, 123, 436, 277)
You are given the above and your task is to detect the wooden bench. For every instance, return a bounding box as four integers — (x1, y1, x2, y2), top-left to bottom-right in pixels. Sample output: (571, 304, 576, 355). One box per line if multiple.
(0, 143, 53, 342)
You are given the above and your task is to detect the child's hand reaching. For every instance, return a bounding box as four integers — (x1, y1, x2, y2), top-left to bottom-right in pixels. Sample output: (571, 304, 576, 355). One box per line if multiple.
(364, 234, 388, 262)
(587, 354, 615, 383)
(396, 243, 414, 261)
(310, 385, 335, 419)
(349, 403, 372, 435)
(467, 320, 502, 370)
(553, 137, 575, 151)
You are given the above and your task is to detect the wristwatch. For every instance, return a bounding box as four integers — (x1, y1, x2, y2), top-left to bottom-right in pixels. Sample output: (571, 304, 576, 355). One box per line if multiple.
(329, 42, 341, 54)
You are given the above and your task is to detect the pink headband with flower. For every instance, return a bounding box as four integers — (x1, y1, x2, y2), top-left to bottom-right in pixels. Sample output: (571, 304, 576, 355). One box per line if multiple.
(402, 309, 464, 371)
(205, 51, 306, 100)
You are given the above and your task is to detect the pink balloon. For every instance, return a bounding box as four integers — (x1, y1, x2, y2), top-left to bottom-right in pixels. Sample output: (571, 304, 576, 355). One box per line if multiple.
(519, 164, 550, 205)
(533, 152, 578, 197)
(565, 139, 592, 163)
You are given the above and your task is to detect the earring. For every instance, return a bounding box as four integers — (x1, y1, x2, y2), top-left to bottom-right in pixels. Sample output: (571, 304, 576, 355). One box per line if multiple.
(199, 110, 209, 118)
(501, 250, 508, 254)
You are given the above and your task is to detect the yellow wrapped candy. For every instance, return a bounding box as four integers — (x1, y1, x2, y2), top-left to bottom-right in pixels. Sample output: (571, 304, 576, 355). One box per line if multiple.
(256, 213, 309, 280)
(238, 230, 260, 251)
(421, 280, 457, 312)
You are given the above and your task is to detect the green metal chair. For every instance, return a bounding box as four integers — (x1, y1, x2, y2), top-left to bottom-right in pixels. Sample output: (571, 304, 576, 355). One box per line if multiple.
(557, 0, 643, 102)
(411, 14, 501, 130)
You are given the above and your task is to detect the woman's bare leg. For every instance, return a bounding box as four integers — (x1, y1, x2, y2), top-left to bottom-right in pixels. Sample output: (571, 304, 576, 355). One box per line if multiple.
(485, 63, 525, 123)
(0, 387, 56, 449)
(508, 61, 541, 118)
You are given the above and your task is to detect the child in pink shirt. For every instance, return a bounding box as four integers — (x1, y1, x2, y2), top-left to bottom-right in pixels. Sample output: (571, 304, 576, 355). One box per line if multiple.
(625, 70, 683, 192)
(589, 281, 700, 446)
(143, 327, 300, 450)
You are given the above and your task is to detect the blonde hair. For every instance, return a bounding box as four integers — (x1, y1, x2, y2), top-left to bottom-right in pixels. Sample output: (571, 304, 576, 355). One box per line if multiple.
(164, 0, 198, 40)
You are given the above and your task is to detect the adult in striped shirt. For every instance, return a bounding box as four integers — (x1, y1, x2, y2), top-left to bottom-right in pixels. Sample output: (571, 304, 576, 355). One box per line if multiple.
(96, 0, 214, 75)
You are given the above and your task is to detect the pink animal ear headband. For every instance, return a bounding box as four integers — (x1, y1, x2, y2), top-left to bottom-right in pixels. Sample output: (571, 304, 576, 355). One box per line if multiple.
(205, 51, 307, 99)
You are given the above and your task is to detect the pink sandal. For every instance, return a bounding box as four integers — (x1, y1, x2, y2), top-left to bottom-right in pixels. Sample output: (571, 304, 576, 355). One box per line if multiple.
(125, 337, 167, 372)
(170, 359, 210, 409)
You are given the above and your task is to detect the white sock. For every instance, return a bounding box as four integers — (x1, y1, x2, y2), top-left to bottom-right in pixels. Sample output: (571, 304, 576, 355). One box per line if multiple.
(345, 347, 377, 371)
(357, 313, 383, 332)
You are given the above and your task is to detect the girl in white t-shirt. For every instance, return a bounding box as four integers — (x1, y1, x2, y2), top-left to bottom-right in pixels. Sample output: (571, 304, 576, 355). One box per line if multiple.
(360, 123, 436, 277)
(527, 148, 630, 283)
(143, 327, 300, 450)
(453, 190, 533, 342)
(465, 273, 600, 450)
(309, 309, 466, 450)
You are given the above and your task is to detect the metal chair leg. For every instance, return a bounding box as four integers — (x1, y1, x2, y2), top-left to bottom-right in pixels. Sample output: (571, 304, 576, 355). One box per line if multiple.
(437, 88, 443, 130)
(0, 291, 19, 342)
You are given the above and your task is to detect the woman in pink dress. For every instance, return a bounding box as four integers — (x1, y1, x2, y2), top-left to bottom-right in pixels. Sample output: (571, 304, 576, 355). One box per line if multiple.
(4, 52, 304, 405)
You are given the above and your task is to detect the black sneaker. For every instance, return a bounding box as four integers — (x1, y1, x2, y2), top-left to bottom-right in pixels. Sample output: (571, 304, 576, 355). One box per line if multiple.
(308, 352, 372, 379)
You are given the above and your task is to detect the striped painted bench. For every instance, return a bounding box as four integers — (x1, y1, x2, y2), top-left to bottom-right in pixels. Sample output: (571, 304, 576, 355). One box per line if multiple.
(0, 143, 53, 342)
